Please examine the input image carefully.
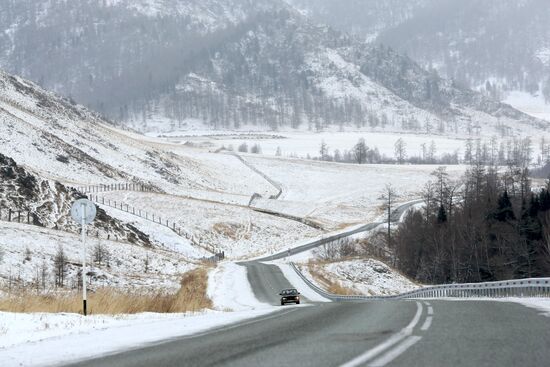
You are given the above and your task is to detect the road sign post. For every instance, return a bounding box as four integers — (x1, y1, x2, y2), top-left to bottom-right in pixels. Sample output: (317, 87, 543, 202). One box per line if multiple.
(71, 199, 96, 316)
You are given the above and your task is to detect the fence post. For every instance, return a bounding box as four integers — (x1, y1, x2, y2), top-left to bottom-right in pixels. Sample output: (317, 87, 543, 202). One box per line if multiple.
(27, 212, 30, 224)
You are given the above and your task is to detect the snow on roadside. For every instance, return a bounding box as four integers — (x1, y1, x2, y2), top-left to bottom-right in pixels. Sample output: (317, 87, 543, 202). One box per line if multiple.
(296, 259, 419, 296)
(511, 298, 550, 317)
(0, 309, 277, 367)
(207, 262, 274, 311)
(267, 262, 330, 303)
(446, 298, 550, 318)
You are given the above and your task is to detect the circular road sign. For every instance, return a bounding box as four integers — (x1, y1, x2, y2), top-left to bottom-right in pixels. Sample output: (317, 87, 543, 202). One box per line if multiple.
(71, 199, 97, 224)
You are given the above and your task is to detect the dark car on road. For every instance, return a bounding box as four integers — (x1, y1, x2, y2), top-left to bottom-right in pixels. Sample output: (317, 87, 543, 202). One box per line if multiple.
(279, 288, 300, 305)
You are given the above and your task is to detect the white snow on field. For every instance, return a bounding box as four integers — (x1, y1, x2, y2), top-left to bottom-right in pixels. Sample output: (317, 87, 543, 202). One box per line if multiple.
(296, 259, 420, 296)
(208, 262, 273, 311)
(243, 156, 465, 228)
(0, 222, 194, 292)
(188, 131, 467, 159)
(98, 191, 322, 259)
(446, 298, 550, 318)
(0, 308, 277, 367)
(504, 90, 550, 122)
(99, 204, 209, 258)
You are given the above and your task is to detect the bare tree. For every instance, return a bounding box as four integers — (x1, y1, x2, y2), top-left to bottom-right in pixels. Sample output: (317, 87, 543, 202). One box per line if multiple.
(431, 166, 449, 206)
(250, 144, 262, 154)
(394, 138, 407, 164)
(319, 140, 329, 161)
(238, 142, 248, 153)
(353, 138, 368, 164)
(93, 242, 110, 266)
(379, 184, 399, 247)
(54, 245, 68, 288)
(40, 259, 48, 290)
(144, 253, 150, 273)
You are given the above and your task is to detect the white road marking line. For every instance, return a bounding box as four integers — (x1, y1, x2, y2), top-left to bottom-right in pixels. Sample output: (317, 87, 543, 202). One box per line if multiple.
(427, 306, 434, 315)
(420, 316, 432, 331)
(339, 302, 423, 367)
(368, 336, 422, 367)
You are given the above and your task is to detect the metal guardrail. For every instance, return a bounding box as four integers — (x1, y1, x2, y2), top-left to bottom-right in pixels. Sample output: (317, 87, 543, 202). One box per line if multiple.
(290, 263, 550, 301)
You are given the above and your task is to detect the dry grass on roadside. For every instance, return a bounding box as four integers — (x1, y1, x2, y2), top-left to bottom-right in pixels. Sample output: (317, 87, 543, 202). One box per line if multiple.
(306, 261, 360, 296)
(0, 267, 213, 314)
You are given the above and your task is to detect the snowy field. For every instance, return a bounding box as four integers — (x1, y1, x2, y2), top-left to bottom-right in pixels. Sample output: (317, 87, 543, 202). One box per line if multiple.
(182, 131, 468, 159)
(0, 222, 195, 292)
(244, 156, 466, 228)
(97, 191, 322, 259)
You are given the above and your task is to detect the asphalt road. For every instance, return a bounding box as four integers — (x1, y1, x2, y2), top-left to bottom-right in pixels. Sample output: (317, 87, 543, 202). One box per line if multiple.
(64, 201, 550, 367)
(67, 260, 550, 367)
(256, 200, 421, 262)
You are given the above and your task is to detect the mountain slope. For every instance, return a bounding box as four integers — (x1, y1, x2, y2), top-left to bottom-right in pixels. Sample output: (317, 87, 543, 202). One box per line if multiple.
(129, 8, 547, 137)
(0, 0, 277, 118)
(0, 153, 152, 246)
(0, 69, 275, 198)
(289, 0, 550, 104)
(0, 0, 547, 136)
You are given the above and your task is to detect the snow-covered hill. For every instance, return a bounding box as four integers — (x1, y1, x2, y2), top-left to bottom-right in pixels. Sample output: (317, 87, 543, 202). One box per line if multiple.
(0, 1, 546, 136)
(290, 0, 550, 120)
(0, 153, 152, 247)
(0, 70, 275, 198)
(131, 8, 547, 137)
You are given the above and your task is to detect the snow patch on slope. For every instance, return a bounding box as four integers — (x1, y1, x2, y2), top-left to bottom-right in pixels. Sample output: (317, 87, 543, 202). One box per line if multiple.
(504, 90, 550, 122)
(298, 259, 419, 296)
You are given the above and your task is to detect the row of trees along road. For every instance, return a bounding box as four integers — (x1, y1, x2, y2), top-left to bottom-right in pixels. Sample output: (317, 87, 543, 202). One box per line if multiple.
(392, 164, 550, 284)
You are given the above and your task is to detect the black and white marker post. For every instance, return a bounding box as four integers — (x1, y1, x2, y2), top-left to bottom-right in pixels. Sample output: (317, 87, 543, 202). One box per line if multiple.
(70, 199, 96, 316)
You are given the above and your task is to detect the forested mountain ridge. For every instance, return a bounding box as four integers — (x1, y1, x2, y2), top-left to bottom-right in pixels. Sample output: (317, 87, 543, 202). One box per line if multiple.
(0, 0, 278, 119)
(0, 0, 547, 135)
(129, 8, 546, 136)
(289, 0, 550, 102)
